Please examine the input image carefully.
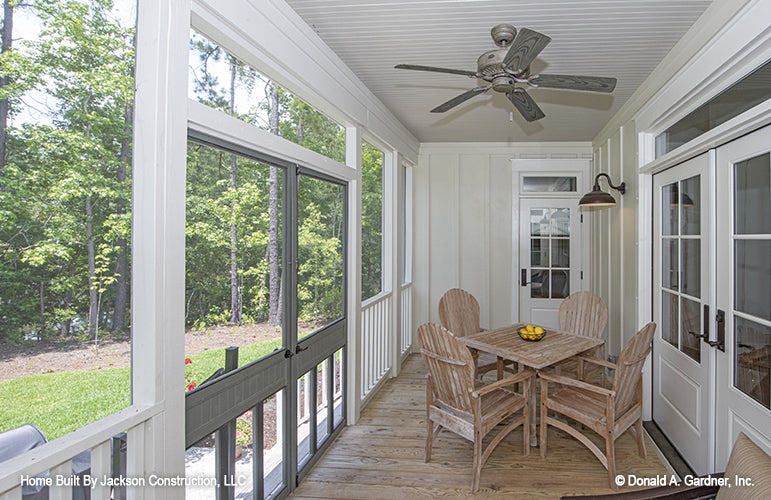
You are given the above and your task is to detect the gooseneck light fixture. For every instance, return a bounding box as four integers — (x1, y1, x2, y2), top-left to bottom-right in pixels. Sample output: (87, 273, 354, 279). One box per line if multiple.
(579, 173, 626, 207)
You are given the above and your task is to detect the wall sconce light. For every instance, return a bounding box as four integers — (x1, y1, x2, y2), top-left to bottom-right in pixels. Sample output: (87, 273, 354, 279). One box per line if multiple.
(579, 173, 626, 207)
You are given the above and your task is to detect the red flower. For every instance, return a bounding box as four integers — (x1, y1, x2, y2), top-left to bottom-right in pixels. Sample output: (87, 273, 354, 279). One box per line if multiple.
(236, 431, 244, 439)
(185, 358, 192, 365)
(244, 411, 252, 418)
(187, 382, 197, 391)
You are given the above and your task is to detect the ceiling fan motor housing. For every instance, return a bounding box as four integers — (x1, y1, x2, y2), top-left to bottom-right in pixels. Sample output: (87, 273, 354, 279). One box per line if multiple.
(478, 49, 521, 93)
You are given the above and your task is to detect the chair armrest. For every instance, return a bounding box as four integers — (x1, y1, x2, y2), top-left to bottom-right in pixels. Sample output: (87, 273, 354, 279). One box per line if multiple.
(538, 371, 615, 397)
(576, 354, 616, 370)
(472, 369, 534, 397)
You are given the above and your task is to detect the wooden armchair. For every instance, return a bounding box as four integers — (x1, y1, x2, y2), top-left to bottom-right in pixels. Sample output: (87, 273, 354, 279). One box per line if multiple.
(438, 288, 512, 378)
(539, 322, 656, 490)
(553, 291, 609, 380)
(418, 322, 534, 493)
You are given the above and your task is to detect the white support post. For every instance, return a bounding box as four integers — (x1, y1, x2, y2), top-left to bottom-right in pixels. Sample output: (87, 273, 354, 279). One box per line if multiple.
(345, 126, 363, 424)
(390, 151, 401, 377)
(131, 0, 189, 496)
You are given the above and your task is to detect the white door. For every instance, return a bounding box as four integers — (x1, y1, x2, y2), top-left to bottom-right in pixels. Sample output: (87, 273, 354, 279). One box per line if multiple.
(715, 125, 771, 469)
(519, 198, 582, 329)
(652, 152, 715, 475)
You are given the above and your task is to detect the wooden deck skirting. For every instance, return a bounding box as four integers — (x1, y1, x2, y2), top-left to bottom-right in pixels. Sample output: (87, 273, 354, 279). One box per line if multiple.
(291, 355, 669, 499)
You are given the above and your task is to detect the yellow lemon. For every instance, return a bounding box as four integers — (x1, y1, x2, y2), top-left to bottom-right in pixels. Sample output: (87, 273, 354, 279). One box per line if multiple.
(526, 324, 535, 332)
(535, 326, 544, 334)
(519, 328, 527, 334)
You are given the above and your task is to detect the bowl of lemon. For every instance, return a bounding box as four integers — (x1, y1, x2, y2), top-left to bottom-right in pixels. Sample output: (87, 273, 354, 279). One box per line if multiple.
(519, 324, 546, 341)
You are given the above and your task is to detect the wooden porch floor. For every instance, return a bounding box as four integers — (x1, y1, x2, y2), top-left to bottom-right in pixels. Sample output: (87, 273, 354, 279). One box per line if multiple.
(291, 355, 669, 499)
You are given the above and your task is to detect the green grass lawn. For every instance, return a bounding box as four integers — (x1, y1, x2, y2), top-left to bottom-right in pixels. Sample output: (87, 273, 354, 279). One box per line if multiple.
(0, 338, 283, 440)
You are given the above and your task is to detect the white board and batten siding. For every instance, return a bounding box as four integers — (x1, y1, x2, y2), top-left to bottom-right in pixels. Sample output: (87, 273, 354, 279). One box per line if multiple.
(413, 143, 593, 337)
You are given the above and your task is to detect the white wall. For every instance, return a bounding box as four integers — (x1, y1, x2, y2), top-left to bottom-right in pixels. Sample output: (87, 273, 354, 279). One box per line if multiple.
(413, 142, 592, 334)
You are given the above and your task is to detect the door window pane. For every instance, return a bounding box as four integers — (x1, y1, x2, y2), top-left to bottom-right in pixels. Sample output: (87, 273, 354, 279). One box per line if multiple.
(316, 360, 330, 448)
(531, 270, 549, 299)
(734, 317, 771, 409)
(551, 208, 571, 236)
(531, 209, 550, 236)
(551, 271, 570, 299)
(333, 348, 345, 427)
(662, 183, 679, 236)
(186, 141, 284, 368)
(662, 291, 678, 348)
(551, 239, 570, 268)
(531, 239, 549, 267)
(297, 370, 313, 468)
(682, 240, 701, 298)
(662, 239, 679, 291)
(680, 297, 701, 362)
(735, 153, 771, 235)
(735, 240, 771, 322)
(297, 176, 345, 339)
(262, 390, 285, 499)
(680, 176, 701, 235)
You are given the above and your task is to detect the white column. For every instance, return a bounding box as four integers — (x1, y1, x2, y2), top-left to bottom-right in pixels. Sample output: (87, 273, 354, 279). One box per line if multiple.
(389, 151, 402, 377)
(131, 0, 189, 496)
(345, 126, 362, 424)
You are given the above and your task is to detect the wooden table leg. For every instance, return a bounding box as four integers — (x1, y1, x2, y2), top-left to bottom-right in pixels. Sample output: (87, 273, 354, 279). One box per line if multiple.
(530, 372, 538, 447)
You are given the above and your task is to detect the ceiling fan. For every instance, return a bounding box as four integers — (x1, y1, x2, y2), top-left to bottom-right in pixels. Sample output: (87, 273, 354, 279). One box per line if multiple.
(394, 24, 617, 122)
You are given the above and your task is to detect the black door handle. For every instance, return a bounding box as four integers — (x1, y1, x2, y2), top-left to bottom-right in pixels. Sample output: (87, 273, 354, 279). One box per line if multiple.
(296, 344, 309, 354)
(521, 268, 530, 287)
(714, 309, 725, 352)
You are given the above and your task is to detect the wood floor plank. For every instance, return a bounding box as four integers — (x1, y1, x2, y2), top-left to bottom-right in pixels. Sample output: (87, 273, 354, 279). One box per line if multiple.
(290, 354, 669, 499)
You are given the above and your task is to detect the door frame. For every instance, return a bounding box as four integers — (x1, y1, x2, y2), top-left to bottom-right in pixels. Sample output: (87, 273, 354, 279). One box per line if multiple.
(511, 159, 592, 325)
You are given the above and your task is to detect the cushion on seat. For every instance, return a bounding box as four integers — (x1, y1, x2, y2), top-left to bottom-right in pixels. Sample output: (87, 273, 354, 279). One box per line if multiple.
(716, 432, 771, 500)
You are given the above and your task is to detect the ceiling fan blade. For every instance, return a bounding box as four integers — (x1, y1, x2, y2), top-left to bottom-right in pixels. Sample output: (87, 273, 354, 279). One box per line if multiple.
(530, 74, 617, 93)
(430, 86, 490, 113)
(507, 89, 546, 122)
(395, 64, 478, 77)
(502, 28, 551, 72)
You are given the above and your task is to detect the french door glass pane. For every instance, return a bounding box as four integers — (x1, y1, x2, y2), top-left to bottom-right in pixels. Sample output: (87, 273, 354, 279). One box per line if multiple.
(734, 153, 771, 235)
(551, 270, 570, 299)
(680, 297, 701, 362)
(682, 239, 701, 298)
(734, 240, 771, 322)
(734, 316, 771, 409)
(662, 183, 678, 236)
(297, 176, 344, 339)
(662, 239, 679, 291)
(662, 291, 678, 348)
(680, 175, 701, 235)
(531, 270, 549, 298)
(551, 208, 571, 236)
(551, 239, 570, 267)
(531, 208, 550, 236)
(531, 239, 548, 267)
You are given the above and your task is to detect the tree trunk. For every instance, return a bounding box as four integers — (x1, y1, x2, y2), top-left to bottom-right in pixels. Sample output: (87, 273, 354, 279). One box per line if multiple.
(229, 55, 240, 324)
(86, 194, 98, 339)
(60, 287, 72, 337)
(112, 102, 132, 333)
(112, 34, 135, 334)
(39, 282, 45, 339)
(268, 82, 281, 326)
(0, 0, 13, 173)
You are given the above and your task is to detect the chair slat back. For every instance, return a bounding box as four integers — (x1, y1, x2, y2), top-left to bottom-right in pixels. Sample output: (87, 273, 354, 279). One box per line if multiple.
(418, 323, 475, 413)
(438, 288, 482, 337)
(558, 291, 608, 339)
(613, 322, 656, 416)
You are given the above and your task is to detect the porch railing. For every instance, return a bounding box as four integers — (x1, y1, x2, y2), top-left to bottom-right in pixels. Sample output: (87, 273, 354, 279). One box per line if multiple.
(0, 404, 160, 499)
(360, 292, 391, 400)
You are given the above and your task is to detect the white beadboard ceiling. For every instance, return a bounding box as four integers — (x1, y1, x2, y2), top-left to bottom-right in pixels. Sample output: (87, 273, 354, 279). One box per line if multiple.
(282, 0, 713, 143)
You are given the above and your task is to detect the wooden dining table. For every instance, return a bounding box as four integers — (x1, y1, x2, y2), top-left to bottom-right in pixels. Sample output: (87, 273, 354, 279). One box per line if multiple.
(459, 324, 605, 447)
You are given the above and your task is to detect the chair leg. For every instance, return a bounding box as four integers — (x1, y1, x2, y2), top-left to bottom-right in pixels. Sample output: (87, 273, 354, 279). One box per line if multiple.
(497, 357, 503, 380)
(635, 418, 647, 459)
(425, 420, 434, 463)
(471, 431, 483, 493)
(606, 434, 617, 491)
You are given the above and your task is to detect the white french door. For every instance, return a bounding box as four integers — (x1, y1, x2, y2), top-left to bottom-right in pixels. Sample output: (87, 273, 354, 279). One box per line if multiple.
(519, 198, 582, 329)
(652, 152, 715, 475)
(714, 125, 771, 469)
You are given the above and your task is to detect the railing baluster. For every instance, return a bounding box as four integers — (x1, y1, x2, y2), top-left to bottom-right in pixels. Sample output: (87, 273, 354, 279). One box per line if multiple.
(49, 461, 73, 500)
(90, 441, 111, 500)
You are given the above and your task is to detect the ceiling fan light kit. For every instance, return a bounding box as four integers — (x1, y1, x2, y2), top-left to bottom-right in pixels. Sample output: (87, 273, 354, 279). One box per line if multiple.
(395, 24, 617, 122)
